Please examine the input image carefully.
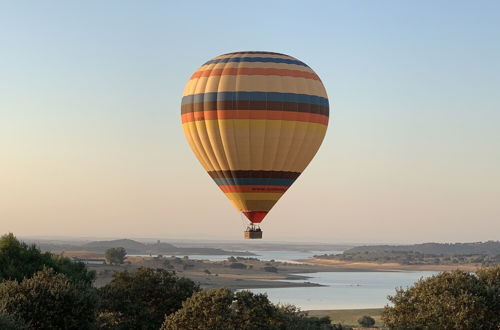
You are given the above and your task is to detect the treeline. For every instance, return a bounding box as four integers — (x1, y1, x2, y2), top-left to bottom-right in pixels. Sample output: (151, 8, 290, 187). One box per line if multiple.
(0, 234, 340, 330)
(316, 241, 500, 265)
(347, 241, 500, 255)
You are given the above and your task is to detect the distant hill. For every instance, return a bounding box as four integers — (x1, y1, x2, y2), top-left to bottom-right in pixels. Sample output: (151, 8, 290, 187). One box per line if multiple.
(316, 241, 500, 266)
(36, 238, 256, 256)
(82, 239, 151, 253)
(346, 241, 500, 256)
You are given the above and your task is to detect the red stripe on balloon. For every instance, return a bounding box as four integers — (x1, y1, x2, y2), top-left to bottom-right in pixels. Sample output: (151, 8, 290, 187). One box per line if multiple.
(181, 110, 328, 125)
(243, 211, 268, 223)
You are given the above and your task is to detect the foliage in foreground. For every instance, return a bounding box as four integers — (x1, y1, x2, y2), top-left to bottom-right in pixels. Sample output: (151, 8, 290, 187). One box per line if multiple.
(382, 265, 500, 329)
(0, 268, 98, 330)
(0, 313, 28, 330)
(97, 267, 200, 330)
(162, 288, 338, 330)
(0, 233, 95, 284)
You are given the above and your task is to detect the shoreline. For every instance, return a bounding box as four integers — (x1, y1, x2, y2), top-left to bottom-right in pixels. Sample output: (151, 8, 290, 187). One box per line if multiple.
(297, 258, 482, 272)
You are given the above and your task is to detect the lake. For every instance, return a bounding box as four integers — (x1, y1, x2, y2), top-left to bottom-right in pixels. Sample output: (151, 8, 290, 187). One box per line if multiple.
(248, 271, 438, 310)
(175, 250, 343, 262)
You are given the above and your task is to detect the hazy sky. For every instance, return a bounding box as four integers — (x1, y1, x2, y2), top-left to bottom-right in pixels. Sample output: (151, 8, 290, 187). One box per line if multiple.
(1, 1, 499, 243)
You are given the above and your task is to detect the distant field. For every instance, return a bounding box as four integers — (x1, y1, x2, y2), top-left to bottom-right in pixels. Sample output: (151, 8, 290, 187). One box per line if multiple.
(307, 308, 384, 327)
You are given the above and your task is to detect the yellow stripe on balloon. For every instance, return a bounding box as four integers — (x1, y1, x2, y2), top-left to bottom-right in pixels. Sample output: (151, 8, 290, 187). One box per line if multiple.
(183, 75, 327, 97)
(182, 119, 327, 172)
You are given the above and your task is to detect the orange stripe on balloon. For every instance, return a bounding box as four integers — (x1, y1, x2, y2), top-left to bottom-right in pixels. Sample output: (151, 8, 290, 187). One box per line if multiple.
(219, 185, 289, 193)
(181, 110, 328, 125)
(191, 67, 320, 81)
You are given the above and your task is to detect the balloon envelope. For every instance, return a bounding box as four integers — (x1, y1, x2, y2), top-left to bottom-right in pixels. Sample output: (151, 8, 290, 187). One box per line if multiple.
(181, 51, 329, 223)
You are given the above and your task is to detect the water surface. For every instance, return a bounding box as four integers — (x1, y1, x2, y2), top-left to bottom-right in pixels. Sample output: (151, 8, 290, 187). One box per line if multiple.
(248, 271, 437, 310)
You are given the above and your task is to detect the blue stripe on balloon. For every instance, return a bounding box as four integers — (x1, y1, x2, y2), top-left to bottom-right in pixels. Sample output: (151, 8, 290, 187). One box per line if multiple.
(212, 178, 295, 186)
(182, 92, 328, 107)
(203, 56, 308, 67)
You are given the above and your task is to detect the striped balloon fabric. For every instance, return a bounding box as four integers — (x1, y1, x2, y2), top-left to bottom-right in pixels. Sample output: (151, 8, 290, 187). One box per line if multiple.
(181, 51, 329, 224)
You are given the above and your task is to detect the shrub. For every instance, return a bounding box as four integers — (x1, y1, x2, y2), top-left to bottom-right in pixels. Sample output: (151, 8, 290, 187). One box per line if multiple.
(0, 268, 98, 330)
(382, 266, 500, 329)
(162, 288, 336, 330)
(357, 315, 375, 327)
(0, 233, 95, 284)
(0, 314, 28, 330)
(98, 267, 199, 330)
(263, 266, 278, 273)
(229, 262, 247, 269)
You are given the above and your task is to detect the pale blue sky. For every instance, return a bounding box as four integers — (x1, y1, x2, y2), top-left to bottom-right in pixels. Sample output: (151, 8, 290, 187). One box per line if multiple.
(1, 1, 499, 242)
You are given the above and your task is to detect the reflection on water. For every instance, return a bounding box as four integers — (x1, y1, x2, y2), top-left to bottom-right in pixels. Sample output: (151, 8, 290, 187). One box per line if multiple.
(248, 271, 438, 310)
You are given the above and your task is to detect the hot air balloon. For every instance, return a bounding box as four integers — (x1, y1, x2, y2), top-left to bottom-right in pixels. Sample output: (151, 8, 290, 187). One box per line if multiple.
(181, 51, 329, 239)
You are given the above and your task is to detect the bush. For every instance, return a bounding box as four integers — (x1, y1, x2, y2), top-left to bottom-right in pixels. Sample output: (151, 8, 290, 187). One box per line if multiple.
(0, 233, 95, 284)
(0, 314, 28, 330)
(98, 267, 199, 330)
(229, 262, 247, 269)
(0, 268, 98, 330)
(357, 315, 375, 327)
(263, 266, 278, 273)
(382, 266, 500, 329)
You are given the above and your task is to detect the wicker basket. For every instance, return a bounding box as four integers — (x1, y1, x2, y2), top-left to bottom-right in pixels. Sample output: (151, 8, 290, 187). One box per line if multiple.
(244, 230, 263, 239)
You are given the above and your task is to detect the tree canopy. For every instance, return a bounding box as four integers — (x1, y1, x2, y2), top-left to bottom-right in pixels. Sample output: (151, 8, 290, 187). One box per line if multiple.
(0, 314, 28, 330)
(162, 288, 336, 330)
(98, 267, 200, 330)
(0, 268, 98, 330)
(382, 266, 500, 329)
(104, 247, 127, 265)
(0, 233, 95, 284)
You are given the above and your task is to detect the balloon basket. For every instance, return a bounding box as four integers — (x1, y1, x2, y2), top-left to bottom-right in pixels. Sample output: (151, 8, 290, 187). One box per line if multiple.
(244, 223, 262, 239)
(244, 230, 263, 239)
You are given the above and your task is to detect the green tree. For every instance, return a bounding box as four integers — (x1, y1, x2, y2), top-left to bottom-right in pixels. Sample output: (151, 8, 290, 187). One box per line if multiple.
(0, 314, 28, 330)
(104, 247, 127, 265)
(0, 268, 98, 330)
(0, 233, 95, 284)
(382, 267, 500, 329)
(476, 265, 500, 324)
(357, 315, 375, 327)
(162, 288, 336, 330)
(98, 267, 199, 330)
(163, 288, 234, 330)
